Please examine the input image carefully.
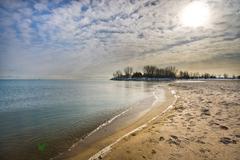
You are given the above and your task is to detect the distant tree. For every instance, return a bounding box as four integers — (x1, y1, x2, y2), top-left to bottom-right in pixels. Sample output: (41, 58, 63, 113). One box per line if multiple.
(179, 71, 189, 79)
(165, 66, 177, 78)
(143, 65, 151, 75)
(237, 75, 240, 79)
(124, 67, 133, 77)
(184, 71, 190, 79)
(191, 72, 200, 79)
(210, 74, 216, 79)
(223, 73, 228, 79)
(203, 73, 210, 79)
(132, 72, 143, 78)
(179, 71, 184, 79)
(155, 68, 165, 78)
(195, 72, 200, 78)
(113, 70, 123, 78)
(143, 65, 157, 77)
(112, 66, 231, 80)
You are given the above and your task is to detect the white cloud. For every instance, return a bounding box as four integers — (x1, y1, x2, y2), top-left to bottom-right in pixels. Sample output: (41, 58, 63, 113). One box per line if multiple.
(0, 0, 240, 78)
(34, 3, 48, 11)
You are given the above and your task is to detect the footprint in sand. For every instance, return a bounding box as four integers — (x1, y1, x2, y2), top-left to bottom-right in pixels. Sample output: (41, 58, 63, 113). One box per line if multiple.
(235, 134, 240, 138)
(149, 138, 158, 144)
(169, 156, 177, 160)
(131, 133, 137, 136)
(199, 148, 210, 154)
(207, 100, 212, 104)
(201, 108, 211, 116)
(189, 121, 196, 127)
(219, 137, 237, 144)
(209, 121, 229, 131)
(219, 125, 228, 130)
(151, 149, 156, 154)
(209, 121, 220, 128)
(159, 136, 165, 141)
(216, 118, 223, 121)
(196, 139, 205, 144)
(126, 150, 131, 154)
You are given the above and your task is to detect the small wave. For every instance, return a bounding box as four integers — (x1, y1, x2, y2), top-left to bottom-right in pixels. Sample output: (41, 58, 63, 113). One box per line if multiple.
(51, 106, 133, 159)
(66, 107, 132, 152)
(53, 89, 158, 159)
(88, 88, 178, 160)
(152, 88, 165, 106)
(51, 95, 155, 160)
(85, 107, 132, 138)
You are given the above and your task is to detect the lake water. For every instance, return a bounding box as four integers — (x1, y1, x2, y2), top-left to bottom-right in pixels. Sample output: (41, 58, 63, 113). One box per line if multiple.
(0, 80, 162, 160)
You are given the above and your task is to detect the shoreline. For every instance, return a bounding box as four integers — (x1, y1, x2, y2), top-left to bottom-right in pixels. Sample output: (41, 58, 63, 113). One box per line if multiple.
(103, 80, 240, 160)
(110, 77, 239, 82)
(88, 89, 178, 160)
(0, 80, 164, 160)
(63, 84, 176, 160)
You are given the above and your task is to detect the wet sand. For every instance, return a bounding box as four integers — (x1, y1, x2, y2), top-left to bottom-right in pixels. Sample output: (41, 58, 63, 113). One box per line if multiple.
(65, 85, 175, 160)
(100, 80, 240, 160)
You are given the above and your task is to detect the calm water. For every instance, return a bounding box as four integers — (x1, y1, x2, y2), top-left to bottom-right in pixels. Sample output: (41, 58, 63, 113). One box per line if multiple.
(0, 79, 159, 160)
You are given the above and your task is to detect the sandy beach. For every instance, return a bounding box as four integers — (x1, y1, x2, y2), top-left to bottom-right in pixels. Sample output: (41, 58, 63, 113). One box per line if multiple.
(70, 80, 240, 160)
(100, 80, 240, 160)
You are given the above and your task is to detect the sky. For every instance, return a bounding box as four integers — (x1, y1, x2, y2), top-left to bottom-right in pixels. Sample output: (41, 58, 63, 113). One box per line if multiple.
(0, 0, 239, 79)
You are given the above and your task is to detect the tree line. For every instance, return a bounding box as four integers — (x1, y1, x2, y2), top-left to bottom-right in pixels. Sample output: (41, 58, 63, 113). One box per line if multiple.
(112, 66, 240, 80)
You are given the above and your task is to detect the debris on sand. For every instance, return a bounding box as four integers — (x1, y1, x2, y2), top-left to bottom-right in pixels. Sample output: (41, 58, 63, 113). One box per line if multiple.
(167, 135, 181, 145)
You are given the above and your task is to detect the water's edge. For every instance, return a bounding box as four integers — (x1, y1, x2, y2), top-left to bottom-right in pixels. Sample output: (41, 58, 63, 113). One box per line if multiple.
(64, 84, 174, 160)
(0, 80, 164, 160)
(52, 92, 158, 159)
(88, 87, 178, 160)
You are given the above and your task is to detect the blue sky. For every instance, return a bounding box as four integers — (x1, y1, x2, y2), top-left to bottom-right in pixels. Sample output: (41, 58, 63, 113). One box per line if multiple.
(0, 0, 239, 79)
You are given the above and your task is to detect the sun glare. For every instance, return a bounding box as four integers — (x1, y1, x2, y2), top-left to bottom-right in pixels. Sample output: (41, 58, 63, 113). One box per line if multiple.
(180, 1, 210, 27)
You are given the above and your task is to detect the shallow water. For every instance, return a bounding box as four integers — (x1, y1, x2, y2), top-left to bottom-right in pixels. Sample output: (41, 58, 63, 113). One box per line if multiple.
(0, 79, 162, 160)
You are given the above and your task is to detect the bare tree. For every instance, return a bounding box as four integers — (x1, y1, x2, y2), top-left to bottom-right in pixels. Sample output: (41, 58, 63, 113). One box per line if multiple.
(179, 70, 189, 79)
(124, 67, 133, 77)
(113, 70, 123, 78)
(143, 65, 157, 77)
(112, 66, 222, 80)
(203, 73, 210, 79)
(132, 72, 142, 78)
(223, 73, 228, 79)
(165, 66, 177, 78)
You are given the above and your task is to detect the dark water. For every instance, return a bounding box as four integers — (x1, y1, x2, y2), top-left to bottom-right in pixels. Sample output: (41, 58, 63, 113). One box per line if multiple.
(0, 79, 159, 160)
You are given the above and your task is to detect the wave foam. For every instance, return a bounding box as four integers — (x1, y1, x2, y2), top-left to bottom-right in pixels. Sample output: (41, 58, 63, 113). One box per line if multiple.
(88, 88, 178, 160)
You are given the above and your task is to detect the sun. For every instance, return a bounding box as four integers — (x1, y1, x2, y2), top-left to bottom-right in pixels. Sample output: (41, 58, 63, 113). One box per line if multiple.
(180, 1, 210, 27)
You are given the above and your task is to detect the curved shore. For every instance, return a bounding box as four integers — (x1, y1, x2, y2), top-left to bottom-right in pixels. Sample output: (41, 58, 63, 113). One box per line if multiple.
(103, 80, 240, 160)
(63, 84, 176, 160)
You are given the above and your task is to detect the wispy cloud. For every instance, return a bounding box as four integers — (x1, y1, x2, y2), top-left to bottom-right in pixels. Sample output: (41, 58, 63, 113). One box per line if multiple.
(0, 0, 239, 78)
